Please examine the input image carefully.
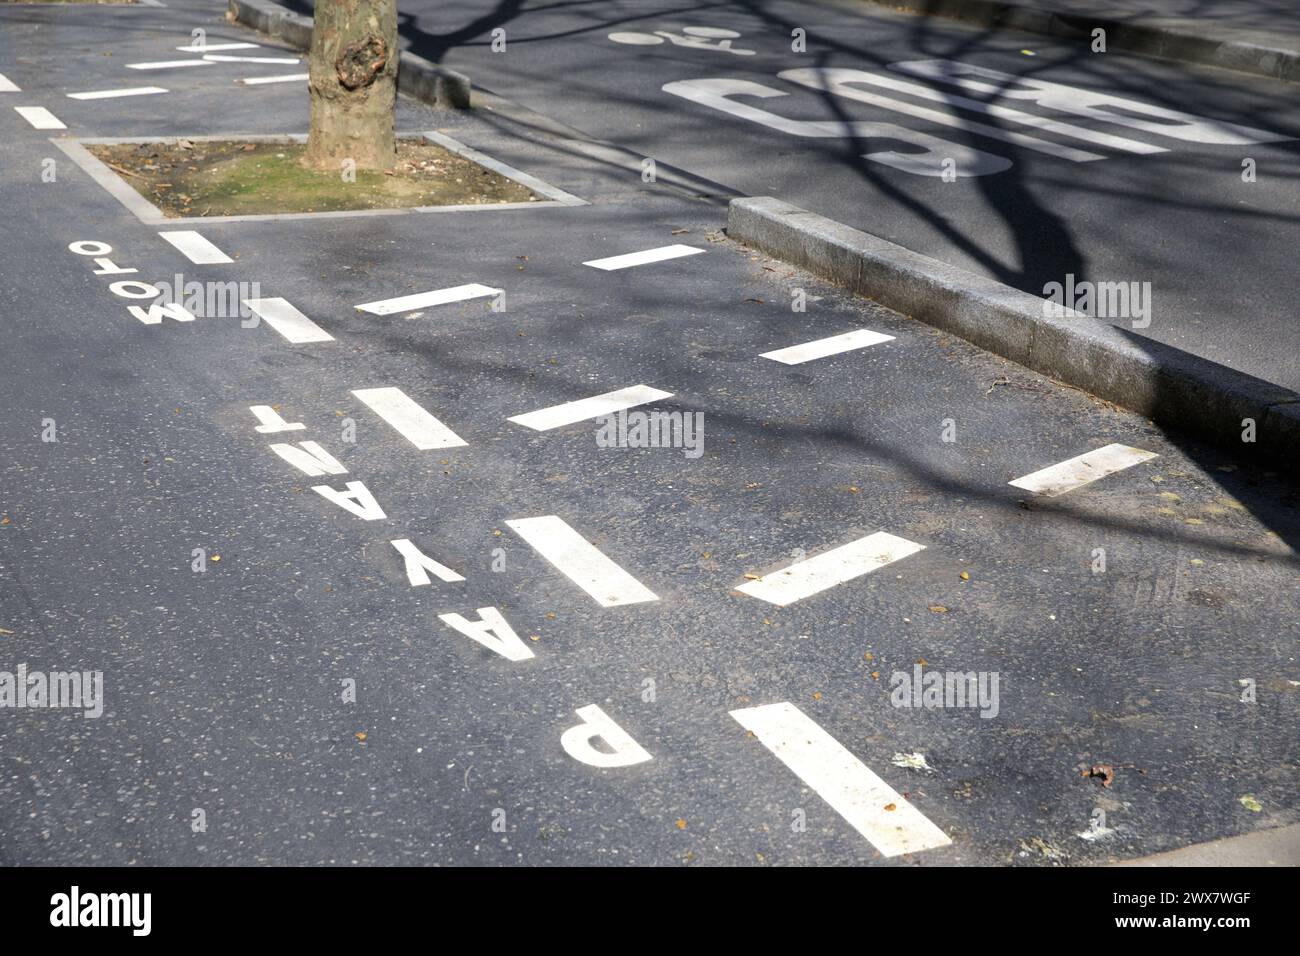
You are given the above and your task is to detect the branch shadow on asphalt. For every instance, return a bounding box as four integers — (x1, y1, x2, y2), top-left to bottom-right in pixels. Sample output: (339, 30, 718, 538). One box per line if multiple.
(280, 0, 1300, 554)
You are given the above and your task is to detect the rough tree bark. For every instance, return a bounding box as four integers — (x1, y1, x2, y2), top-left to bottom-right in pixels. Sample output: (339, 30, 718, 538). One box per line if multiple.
(302, 0, 399, 171)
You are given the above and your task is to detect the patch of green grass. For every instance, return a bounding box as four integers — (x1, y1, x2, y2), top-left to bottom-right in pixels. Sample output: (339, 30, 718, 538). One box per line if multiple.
(90, 140, 539, 217)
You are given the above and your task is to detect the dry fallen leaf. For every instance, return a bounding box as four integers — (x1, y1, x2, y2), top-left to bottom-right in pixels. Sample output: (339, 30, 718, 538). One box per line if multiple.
(354, 732, 368, 742)
(960, 571, 970, 581)
(675, 819, 687, 830)
(883, 803, 897, 812)
(1081, 764, 1115, 787)
(929, 605, 948, 613)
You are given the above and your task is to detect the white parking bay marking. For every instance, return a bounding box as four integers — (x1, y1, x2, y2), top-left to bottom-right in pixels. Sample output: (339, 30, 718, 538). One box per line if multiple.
(351, 387, 467, 450)
(1008, 443, 1158, 496)
(239, 74, 310, 86)
(176, 42, 260, 52)
(583, 244, 705, 271)
(355, 283, 500, 316)
(508, 384, 673, 432)
(242, 297, 334, 344)
(736, 532, 925, 606)
(0, 73, 20, 93)
(202, 55, 301, 64)
(158, 231, 232, 264)
(731, 702, 952, 857)
(67, 87, 168, 101)
(126, 60, 217, 70)
(505, 516, 659, 607)
(761, 328, 894, 364)
(14, 106, 64, 130)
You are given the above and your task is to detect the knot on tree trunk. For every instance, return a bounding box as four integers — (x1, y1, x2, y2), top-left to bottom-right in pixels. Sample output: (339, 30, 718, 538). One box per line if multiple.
(335, 35, 389, 91)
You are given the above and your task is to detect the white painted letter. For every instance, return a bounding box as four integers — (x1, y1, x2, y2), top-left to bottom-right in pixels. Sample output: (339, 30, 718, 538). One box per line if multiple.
(560, 704, 652, 768)
(392, 538, 465, 585)
(311, 480, 386, 520)
(437, 606, 533, 662)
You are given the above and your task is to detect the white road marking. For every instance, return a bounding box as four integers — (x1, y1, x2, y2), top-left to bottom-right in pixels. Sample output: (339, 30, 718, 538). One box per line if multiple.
(14, 106, 65, 130)
(355, 283, 500, 316)
(67, 87, 168, 101)
(890, 59, 1292, 146)
(779, 68, 1112, 162)
(202, 54, 301, 64)
(731, 702, 952, 857)
(505, 515, 659, 607)
(125, 60, 218, 71)
(508, 384, 673, 432)
(312, 480, 386, 521)
(663, 77, 1011, 177)
(438, 607, 533, 662)
(269, 441, 347, 477)
(176, 42, 260, 52)
(0, 73, 19, 93)
(788, 67, 1167, 155)
(392, 539, 465, 585)
(761, 328, 895, 364)
(242, 297, 334, 344)
(238, 73, 310, 86)
(350, 387, 467, 450)
(158, 230, 232, 264)
(249, 405, 304, 433)
(1008, 443, 1158, 497)
(736, 531, 925, 607)
(561, 705, 653, 767)
(582, 244, 705, 271)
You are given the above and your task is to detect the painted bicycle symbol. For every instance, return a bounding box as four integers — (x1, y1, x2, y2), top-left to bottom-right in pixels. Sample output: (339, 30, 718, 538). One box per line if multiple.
(608, 26, 756, 56)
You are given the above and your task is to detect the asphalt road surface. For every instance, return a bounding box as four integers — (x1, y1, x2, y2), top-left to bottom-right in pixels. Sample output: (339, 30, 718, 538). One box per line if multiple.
(0, 0, 1296, 867)
(276, 0, 1300, 393)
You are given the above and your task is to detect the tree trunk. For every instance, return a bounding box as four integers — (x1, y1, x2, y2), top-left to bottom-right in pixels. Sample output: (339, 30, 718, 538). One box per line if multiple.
(302, 0, 398, 172)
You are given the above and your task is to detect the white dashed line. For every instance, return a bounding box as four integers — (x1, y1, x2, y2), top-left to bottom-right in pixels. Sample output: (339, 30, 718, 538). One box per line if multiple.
(67, 87, 168, 101)
(176, 42, 260, 53)
(582, 244, 705, 271)
(760, 328, 895, 364)
(238, 74, 310, 86)
(158, 230, 233, 264)
(14, 106, 65, 130)
(507, 384, 673, 432)
(242, 297, 334, 344)
(355, 283, 500, 316)
(0, 74, 22, 93)
(505, 515, 659, 607)
(202, 54, 301, 64)
(126, 60, 218, 71)
(736, 531, 925, 607)
(1008, 443, 1159, 497)
(731, 702, 952, 857)
(351, 387, 467, 450)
